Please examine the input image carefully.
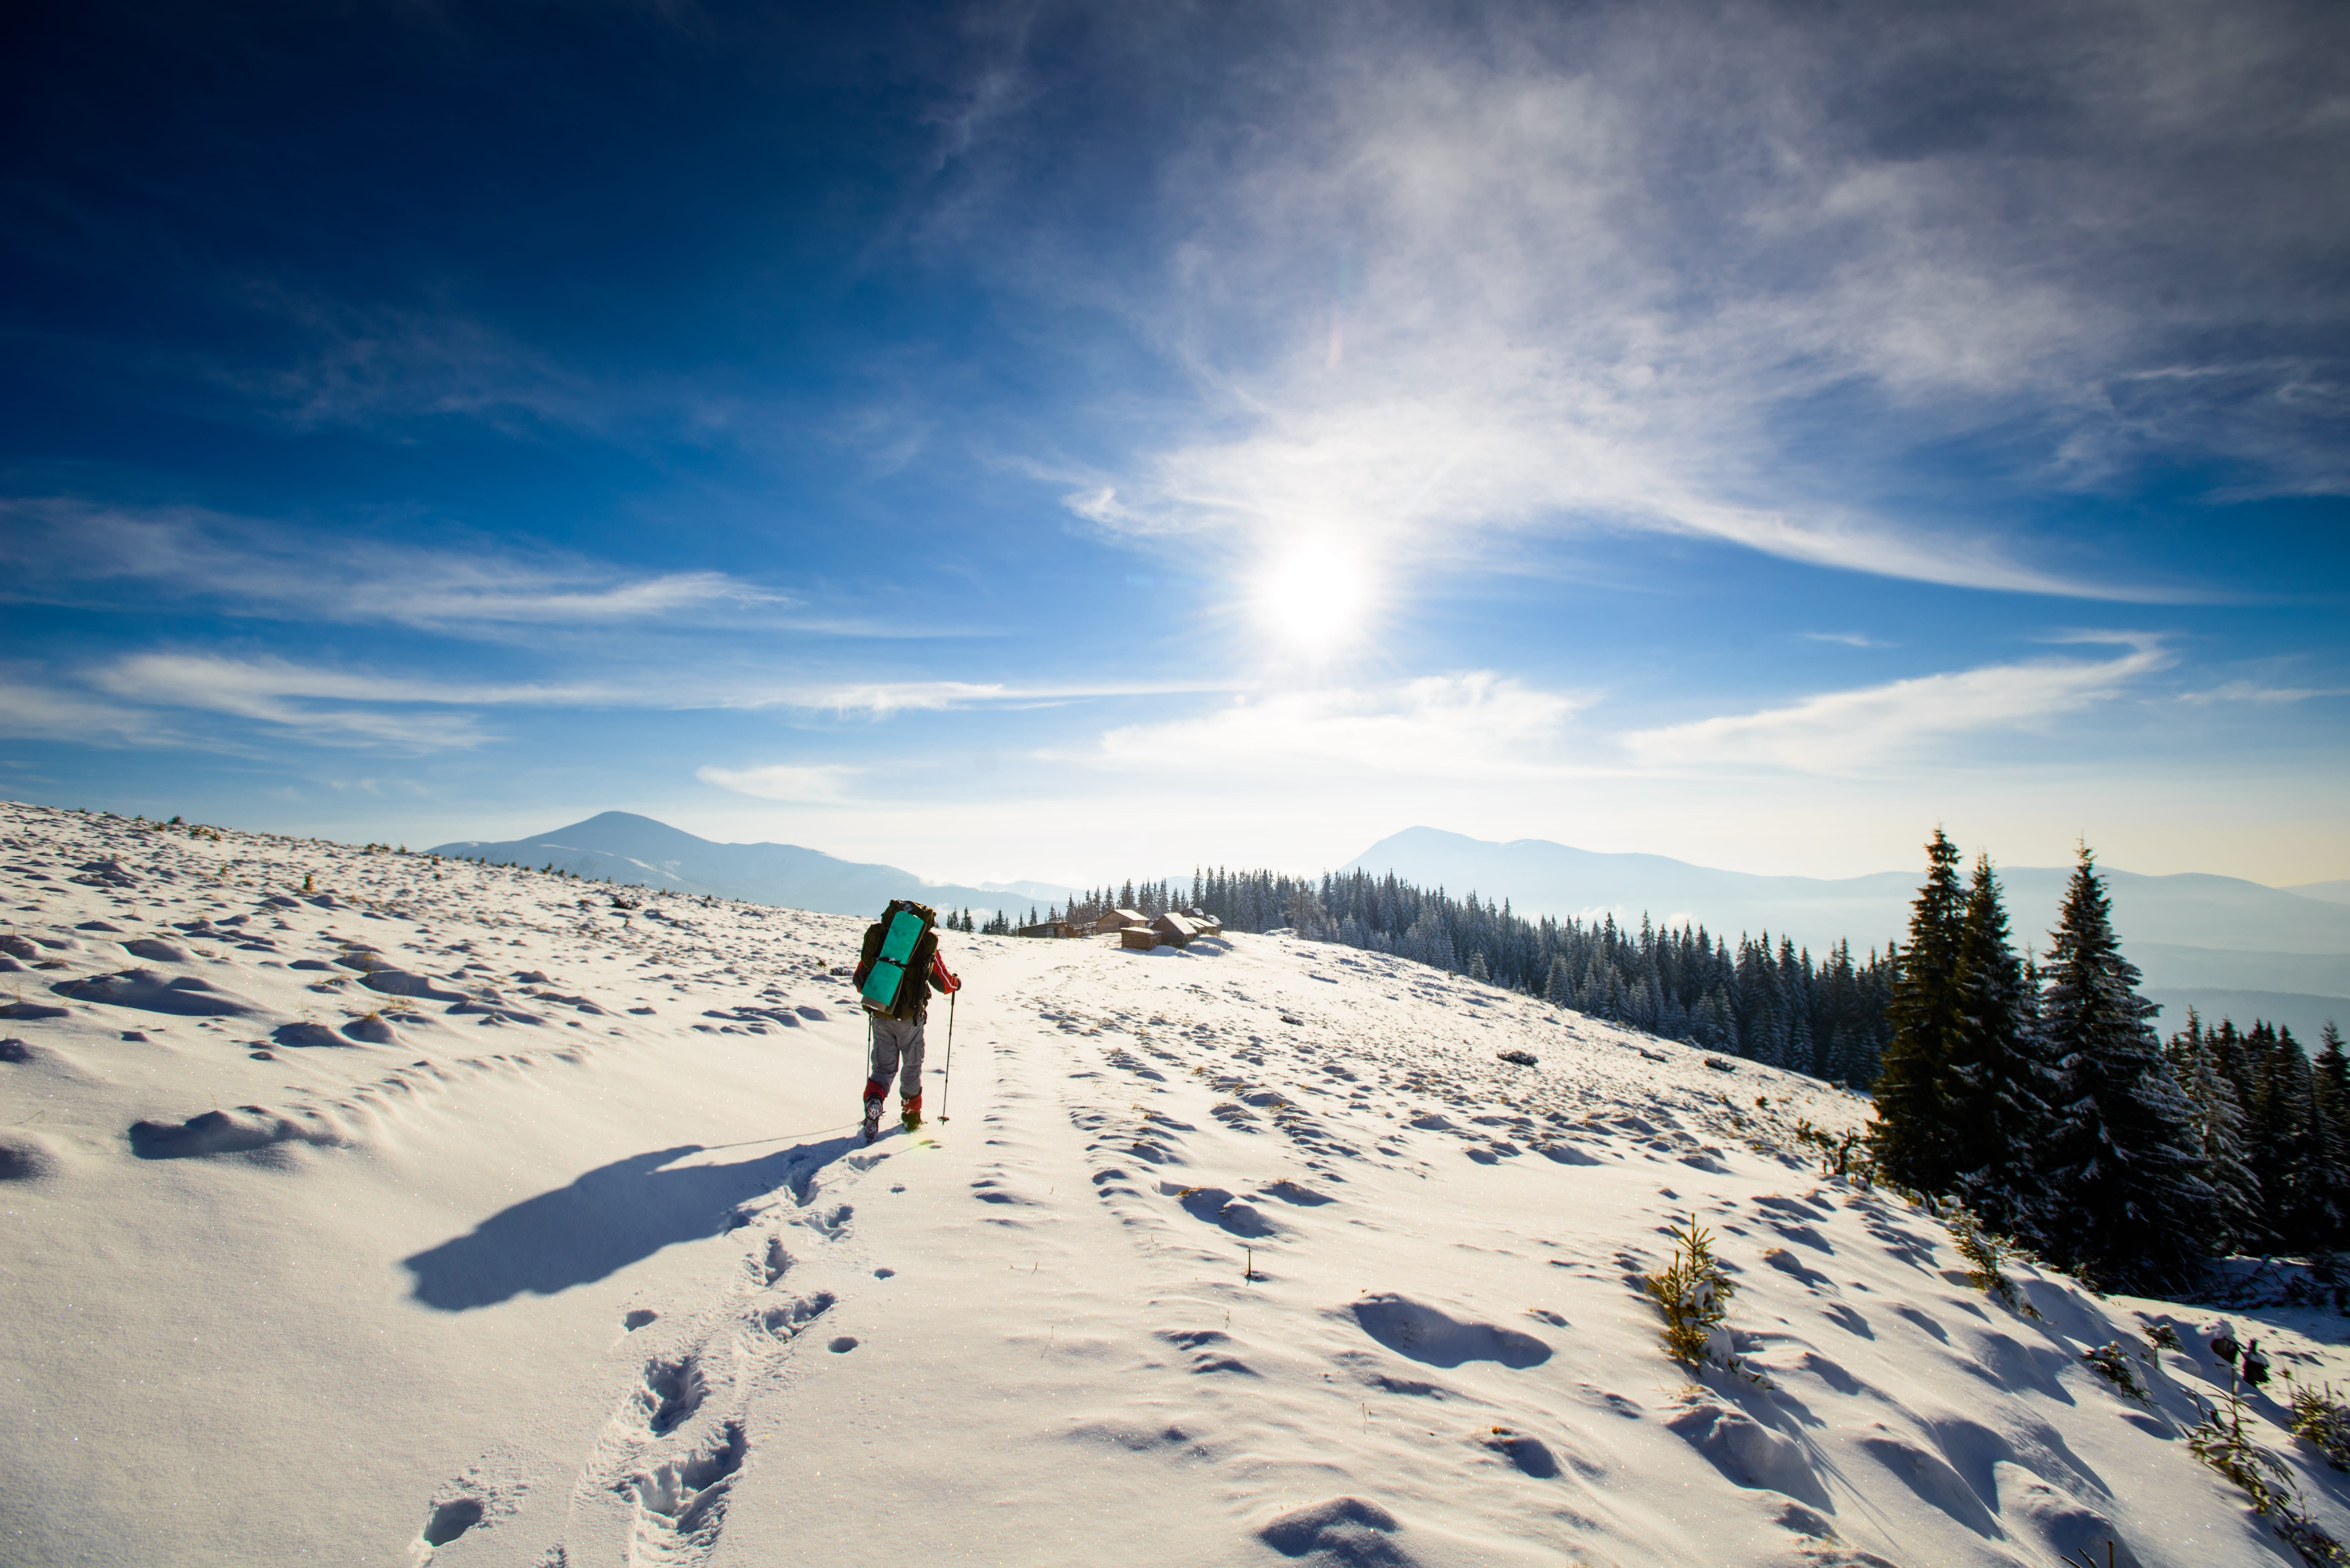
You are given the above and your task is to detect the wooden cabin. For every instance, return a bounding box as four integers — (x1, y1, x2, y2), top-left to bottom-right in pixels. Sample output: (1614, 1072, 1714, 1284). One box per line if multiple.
(1149, 912, 1199, 948)
(1093, 907, 1148, 934)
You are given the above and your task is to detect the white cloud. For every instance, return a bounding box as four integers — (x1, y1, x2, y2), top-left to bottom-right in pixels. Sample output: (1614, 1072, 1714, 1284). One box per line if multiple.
(1073, 386, 2139, 598)
(760, 681, 1019, 717)
(1016, 1, 2345, 594)
(2176, 680, 2350, 706)
(1090, 673, 1591, 781)
(83, 653, 630, 752)
(1, 647, 1237, 758)
(0, 667, 175, 748)
(0, 499, 788, 634)
(696, 764, 862, 804)
(735, 677, 1237, 717)
(1623, 637, 2174, 773)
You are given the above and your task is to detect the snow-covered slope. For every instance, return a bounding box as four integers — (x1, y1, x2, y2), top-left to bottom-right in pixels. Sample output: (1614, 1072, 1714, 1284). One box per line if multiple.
(5, 799, 2348, 1567)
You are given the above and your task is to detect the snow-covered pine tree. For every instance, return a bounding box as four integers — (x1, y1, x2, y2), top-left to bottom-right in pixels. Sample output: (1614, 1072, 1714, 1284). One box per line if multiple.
(2311, 1022, 2350, 1254)
(1779, 937, 1817, 1075)
(2256, 1029, 2331, 1260)
(1870, 829, 1969, 1194)
(2172, 1010, 2262, 1254)
(1944, 854, 2056, 1243)
(2035, 846, 2215, 1293)
(1700, 988, 1739, 1055)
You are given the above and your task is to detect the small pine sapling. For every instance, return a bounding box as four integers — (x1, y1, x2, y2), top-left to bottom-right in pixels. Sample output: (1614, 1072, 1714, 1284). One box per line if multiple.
(2190, 1384, 2298, 1513)
(1642, 1213, 1767, 1385)
(1948, 1206, 2045, 1319)
(2188, 1385, 2350, 1566)
(1827, 1127, 1870, 1183)
(1645, 1213, 1731, 1364)
(2290, 1383, 2350, 1471)
(2274, 1518, 2350, 1568)
(2081, 1342, 2152, 1407)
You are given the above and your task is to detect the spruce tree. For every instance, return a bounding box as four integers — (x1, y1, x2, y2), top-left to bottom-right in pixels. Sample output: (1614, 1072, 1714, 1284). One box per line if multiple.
(1870, 830, 1969, 1193)
(2217, 1020, 2306, 1253)
(2172, 1011, 2261, 1253)
(2311, 1022, 2350, 1253)
(1944, 855, 2055, 1241)
(2256, 1025, 2331, 1260)
(2035, 846, 2214, 1292)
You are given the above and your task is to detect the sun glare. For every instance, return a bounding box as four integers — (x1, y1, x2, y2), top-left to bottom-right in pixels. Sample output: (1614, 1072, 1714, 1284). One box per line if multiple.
(1251, 540, 1373, 649)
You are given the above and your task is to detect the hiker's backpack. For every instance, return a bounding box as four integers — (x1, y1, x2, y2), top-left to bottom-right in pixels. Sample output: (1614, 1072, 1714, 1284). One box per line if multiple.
(857, 898, 939, 1015)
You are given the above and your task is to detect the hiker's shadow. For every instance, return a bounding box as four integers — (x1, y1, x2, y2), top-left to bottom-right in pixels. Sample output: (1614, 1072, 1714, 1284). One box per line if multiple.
(402, 1137, 856, 1311)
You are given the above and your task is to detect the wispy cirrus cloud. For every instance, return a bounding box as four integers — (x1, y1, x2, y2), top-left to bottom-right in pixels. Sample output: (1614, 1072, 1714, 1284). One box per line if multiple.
(2176, 679, 2350, 706)
(84, 653, 626, 750)
(1087, 673, 1592, 781)
(1623, 635, 2175, 773)
(1009, 0, 2347, 597)
(0, 665, 181, 748)
(0, 498, 788, 634)
(28, 652, 1236, 757)
(1073, 638, 2186, 789)
(695, 763, 862, 803)
(738, 677, 1237, 718)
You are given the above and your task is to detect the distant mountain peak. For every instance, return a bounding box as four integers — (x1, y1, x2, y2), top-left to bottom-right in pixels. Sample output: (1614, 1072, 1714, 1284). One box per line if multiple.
(427, 811, 1073, 919)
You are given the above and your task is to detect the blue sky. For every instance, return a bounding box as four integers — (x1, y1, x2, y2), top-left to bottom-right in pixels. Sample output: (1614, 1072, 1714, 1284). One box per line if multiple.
(3, 0, 2345, 889)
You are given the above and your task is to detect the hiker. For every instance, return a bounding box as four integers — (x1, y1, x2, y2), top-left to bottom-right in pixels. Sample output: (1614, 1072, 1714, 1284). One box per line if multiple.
(853, 902, 960, 1139)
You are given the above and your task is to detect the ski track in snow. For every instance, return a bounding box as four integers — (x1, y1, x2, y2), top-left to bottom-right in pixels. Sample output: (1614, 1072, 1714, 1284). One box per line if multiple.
(4, 799, 2350, 1566)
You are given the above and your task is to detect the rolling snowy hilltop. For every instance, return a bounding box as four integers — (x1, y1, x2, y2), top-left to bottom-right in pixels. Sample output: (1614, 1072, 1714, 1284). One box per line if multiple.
(5, 799, 2350, 1567)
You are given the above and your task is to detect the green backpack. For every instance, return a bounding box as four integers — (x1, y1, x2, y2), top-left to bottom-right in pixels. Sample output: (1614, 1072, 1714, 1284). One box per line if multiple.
(858, 899, 938, 1014)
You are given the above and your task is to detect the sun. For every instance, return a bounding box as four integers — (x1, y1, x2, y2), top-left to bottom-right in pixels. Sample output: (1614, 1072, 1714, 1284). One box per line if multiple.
(1250, 540, 1374, 649)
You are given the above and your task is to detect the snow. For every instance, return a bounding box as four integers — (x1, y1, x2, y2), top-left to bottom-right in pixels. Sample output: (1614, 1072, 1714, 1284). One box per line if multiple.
(4, 798, 2349, 1567)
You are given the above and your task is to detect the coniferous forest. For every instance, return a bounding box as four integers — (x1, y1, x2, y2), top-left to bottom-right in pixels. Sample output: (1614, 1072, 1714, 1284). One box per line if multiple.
(1866, 830, 2346, 1293)
(1051, 869, 1900, 1084)
(1046, 837, 2344, 1293)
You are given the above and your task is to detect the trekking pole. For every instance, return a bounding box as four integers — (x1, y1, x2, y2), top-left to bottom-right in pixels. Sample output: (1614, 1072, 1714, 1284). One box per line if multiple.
(940, 991, 956, 1123)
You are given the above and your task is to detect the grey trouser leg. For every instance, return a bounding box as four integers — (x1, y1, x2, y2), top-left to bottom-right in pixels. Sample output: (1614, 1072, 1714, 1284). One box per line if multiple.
(867, 1016, 926, 1102)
